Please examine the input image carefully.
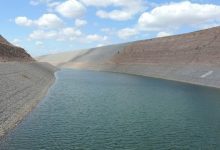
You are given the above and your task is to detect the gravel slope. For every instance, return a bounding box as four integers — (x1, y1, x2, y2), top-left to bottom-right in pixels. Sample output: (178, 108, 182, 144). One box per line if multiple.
(37, 26, 220, 88)
(0, 62, 57, 138)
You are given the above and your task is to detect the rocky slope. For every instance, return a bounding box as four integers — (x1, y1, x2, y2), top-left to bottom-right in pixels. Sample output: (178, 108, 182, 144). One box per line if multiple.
(0, 35, 33, 62)
(113, 26, 220, 65)
(37, 26, 220, 88)
(0, 35, 57, 137)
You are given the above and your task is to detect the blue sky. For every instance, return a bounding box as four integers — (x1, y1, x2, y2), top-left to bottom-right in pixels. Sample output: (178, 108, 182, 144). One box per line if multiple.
(1, 0, 220, 56)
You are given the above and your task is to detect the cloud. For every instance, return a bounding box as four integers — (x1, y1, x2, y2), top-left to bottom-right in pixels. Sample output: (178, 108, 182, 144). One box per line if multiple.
(47, 1, 60, 8)
(81, 0, 146, 21)
(156, 32, 173, 38)
(118, 28, 139, 39)
(80, 0, 113, 7)
(30, 0, 52, 6)
(55, 0, 86, 18)
(15, 13, 63, 29)
(75, 19, 87, 27)
(30, 0, 60, 12)
(36, 13, 63, 28)
(61, 27, 82, 40)
(96, 10, 134, 21)
(138, 1, 220, 31)
(29, 27, 82, 41)
(15, 17, 33, 26)
(85, 34, 108, 42)
(80, 0, 144, 8)
(29, 28, 108, 46)
(29, 30, 57, 40)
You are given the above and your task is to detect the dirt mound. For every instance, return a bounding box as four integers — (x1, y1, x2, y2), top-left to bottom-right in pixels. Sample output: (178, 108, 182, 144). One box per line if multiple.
(0, 35, 34, 62)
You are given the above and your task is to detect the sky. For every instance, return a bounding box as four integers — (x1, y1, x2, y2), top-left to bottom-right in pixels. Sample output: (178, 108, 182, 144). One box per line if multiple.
(0, 0, 220, 56)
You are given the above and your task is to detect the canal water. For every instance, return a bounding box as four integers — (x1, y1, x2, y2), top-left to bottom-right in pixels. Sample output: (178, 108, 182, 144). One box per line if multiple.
(1, 69, 220, 149)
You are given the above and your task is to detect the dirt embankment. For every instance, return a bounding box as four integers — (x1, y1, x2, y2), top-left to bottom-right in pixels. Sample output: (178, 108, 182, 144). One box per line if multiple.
(0, 62, 57, 137)
(112, 26, 220, 65)
(37, 26, 220, 88)
(0, 35, 57, 138)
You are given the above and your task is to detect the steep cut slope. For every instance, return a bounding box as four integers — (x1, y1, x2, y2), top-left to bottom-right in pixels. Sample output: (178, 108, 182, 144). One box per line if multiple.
(0, 35, 33, 62)
(38, 26, 220, 88)
(0, 35, 57, 138)
(113, 26, 220, 65)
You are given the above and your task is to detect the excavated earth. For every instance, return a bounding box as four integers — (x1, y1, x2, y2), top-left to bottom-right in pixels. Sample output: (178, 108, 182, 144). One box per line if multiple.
(0, 35, 57, 137)
(38, 26, 220, 88)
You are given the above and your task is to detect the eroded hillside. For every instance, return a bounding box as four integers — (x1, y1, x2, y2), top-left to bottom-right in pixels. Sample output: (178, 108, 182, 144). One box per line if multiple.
(0, 35, 33, 62)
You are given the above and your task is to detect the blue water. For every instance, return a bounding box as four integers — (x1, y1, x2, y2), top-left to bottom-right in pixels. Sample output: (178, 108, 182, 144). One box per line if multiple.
(1, 69, 220, 149)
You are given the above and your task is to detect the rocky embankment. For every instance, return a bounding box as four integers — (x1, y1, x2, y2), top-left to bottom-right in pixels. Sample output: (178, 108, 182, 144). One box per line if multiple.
(37, 26, 220, 88)
(0, 35, 33, 62)
(0, 35, 56, 137)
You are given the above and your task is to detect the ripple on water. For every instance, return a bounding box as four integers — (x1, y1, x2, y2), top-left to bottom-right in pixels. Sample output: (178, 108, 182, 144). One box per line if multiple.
(1, 69, 220, 149)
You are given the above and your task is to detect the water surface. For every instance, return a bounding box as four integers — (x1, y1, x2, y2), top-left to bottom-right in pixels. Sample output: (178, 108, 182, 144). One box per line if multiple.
(1, 69, 220, 149)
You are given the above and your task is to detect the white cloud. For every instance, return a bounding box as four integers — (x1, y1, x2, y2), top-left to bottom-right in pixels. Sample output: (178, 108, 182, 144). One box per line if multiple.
(75, 19, 87, 27)
(97, 10, 134, 21)
(15, 13, 63, 29)
(36, 13, 63, 28)
(55, 0, 86, 18)
(80, 0, 112, 7)
(29, 27, 82, 41)
(138, 1, 220, 31)
(81, 0, 146, 21)
(29, 30, 57, 40)
(156, 32, 173, 38)
(80, 0, 144, 8)
(47, 1, 60, 8)
(15, 17, 33, 26)
(118, 28, 139, 39)
(85, 34, 108, 42)
(61, 27, 82, 40)
(30, 0, 52, 6)
(30, 0, 60, 12)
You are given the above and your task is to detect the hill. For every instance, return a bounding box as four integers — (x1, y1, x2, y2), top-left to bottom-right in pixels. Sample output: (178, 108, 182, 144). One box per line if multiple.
(0, 35, 33, 61)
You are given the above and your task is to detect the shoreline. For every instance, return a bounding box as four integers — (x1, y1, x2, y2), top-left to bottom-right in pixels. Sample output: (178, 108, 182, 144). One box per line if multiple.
(62, 67, 220, 89)
(107, 70, 220, 90)
(0, 62, 57, 138)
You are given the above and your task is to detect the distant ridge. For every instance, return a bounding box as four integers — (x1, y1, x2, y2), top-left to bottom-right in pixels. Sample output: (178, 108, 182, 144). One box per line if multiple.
(0, 35, 33, 62)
